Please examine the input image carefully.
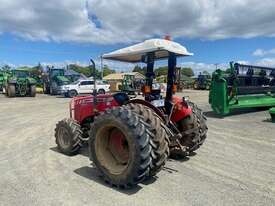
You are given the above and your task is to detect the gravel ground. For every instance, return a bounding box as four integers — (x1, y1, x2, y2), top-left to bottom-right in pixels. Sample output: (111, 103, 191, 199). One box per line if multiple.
(0, 90, 275, 206)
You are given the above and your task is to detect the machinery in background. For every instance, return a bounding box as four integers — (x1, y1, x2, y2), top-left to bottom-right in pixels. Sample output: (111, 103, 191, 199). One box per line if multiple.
(193, 73, 211, 90)
(0, 70, 5, 92)
(175, 67, 194, 91)
(118, 74, 138, 97)
(3, 69, 36, 97)
(209, 62, 275, 115)
(42, 67, 70, 95)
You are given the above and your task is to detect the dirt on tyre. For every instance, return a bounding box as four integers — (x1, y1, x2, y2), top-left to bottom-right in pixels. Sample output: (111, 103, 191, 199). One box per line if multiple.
(55, 118, 83, 155)
(126, 103, 169, 176)
(89, 106, 152, 188)
(171, 101, 208, 157)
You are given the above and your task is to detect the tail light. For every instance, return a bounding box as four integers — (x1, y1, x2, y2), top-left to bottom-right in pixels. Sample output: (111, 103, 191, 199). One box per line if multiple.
(144, 85, 151, 93)
(172, 84, 177, 93)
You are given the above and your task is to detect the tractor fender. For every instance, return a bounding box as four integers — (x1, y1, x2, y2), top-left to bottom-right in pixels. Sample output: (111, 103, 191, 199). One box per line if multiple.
(128, 99, 166, 122)
(170, 96, 192, 123)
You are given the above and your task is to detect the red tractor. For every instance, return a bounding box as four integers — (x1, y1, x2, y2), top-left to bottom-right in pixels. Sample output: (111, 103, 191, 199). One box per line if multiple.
(55, 39, 208, 188)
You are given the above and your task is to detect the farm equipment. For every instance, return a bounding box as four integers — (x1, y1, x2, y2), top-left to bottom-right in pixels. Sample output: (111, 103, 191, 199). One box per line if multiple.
(269, 108, 275, 123)
(175, 68, 194, 90)
(118, 74, 137, 97)
(42, 67, 70, 95)
(55, 39, 208, 188)
(193, 73, 211, 90)
(3, 69, 36, 97)
(209, 62, 275, 115)
(0, 70, 5, 91)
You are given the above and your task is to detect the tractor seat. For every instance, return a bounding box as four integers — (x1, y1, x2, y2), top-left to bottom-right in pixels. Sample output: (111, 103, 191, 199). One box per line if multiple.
(113, 92, 130, 105)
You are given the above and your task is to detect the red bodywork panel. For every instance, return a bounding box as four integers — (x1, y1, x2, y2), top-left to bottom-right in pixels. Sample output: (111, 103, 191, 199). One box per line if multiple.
(170, 96, 192, 122)
(70, 94, 192, 125)
(70, 94, 119, 124)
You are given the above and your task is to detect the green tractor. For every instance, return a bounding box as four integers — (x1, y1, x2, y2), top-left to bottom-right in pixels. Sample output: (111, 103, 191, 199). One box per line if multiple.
(0, 70, 5, 92)
(118, 74, 137, 97)
(193, 73, 211, 90)
(42, 67, 70, 95)
(3, 69, 37, 97)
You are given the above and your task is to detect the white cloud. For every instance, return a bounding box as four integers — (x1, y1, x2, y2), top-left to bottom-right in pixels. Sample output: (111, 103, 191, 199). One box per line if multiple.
(0, 0, 275, 44)
(255, 58, 275, 67)
(252, 48, 275, 57)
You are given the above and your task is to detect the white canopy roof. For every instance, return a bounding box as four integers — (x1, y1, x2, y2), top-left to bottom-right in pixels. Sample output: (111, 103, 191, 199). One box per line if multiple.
(102, 38, 193, 63)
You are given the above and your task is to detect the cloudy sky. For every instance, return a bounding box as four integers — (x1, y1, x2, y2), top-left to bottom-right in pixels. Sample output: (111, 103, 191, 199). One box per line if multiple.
(0, 0, 275, 73)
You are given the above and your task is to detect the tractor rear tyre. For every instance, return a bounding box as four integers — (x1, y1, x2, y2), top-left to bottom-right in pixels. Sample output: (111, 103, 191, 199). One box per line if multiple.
(126, 103, 169, 176)
(172, 101, 207, 156)
(30, 85, 36, 97)
(55, 118, 83, 155)
(89, 106, 152, 188)
(7, 84, 16, 97)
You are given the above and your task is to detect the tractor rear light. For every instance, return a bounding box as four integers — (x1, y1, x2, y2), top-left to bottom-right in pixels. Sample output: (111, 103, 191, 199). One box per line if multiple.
(144, 85, 151, 93)
(172, 84, 177, 93)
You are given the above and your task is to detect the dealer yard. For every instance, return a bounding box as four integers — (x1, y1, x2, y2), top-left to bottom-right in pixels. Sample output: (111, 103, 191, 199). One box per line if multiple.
(0, 90, 275, 206)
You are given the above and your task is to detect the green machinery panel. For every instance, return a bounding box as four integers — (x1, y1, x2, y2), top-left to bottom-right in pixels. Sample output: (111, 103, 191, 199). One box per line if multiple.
(209, 62, 275, 116)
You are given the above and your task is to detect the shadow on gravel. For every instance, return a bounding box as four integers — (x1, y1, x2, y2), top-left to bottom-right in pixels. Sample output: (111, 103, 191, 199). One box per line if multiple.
(74, 166, 144, 195)
(50, 146, 89, 157)
(204, 108, 268, 119)
(262, 118, 272, 123)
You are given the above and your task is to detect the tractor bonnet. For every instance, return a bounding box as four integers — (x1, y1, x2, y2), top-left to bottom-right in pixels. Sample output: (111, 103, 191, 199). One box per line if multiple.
(102, 38, 193, 63)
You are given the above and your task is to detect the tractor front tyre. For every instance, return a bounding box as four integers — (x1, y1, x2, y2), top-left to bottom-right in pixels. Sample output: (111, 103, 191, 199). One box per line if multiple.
(30, 85, 36, 97)
(171, 102, 208, 157)
(89, 106, 152, 188)
(7, 84, 16, 97)
(126, 103, 169, 177)
(55, 118, 83, 155)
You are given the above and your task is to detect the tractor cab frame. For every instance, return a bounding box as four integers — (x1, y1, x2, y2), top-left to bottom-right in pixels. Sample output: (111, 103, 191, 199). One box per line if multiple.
(102, 38, 194, 123)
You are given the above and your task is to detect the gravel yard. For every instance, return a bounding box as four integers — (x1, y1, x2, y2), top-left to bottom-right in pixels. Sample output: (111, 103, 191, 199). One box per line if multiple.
(0, 90, 274, 206)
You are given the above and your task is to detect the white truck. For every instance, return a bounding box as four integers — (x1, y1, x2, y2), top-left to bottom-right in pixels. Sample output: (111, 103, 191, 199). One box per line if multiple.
(60, 79, 110, 97)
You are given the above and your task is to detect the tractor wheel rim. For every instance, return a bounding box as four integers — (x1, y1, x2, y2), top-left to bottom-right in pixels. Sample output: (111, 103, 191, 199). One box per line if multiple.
(108, 128, 129, 164)
(58, 127, 70, 148)
(96, 126, 130, 175)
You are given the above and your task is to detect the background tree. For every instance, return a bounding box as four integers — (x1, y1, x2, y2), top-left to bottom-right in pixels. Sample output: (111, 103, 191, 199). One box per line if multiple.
(181, 67, 194, 77)
(103, 65, 116, 77)
(155, 66, 168, 76)
(132, 65, 145, 75)
(1, 64, 11, 71)
(202, 70, 210, 75)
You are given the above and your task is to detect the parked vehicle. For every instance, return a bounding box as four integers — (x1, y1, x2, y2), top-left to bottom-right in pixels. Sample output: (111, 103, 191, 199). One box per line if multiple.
(42, 68, 70, 95)
(60, 79, 110, 97)
(3, 69, 36, 97)
(0, 70, 5, 91)
(193, 73, 211, 90)
(55, 38, 208, 188)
